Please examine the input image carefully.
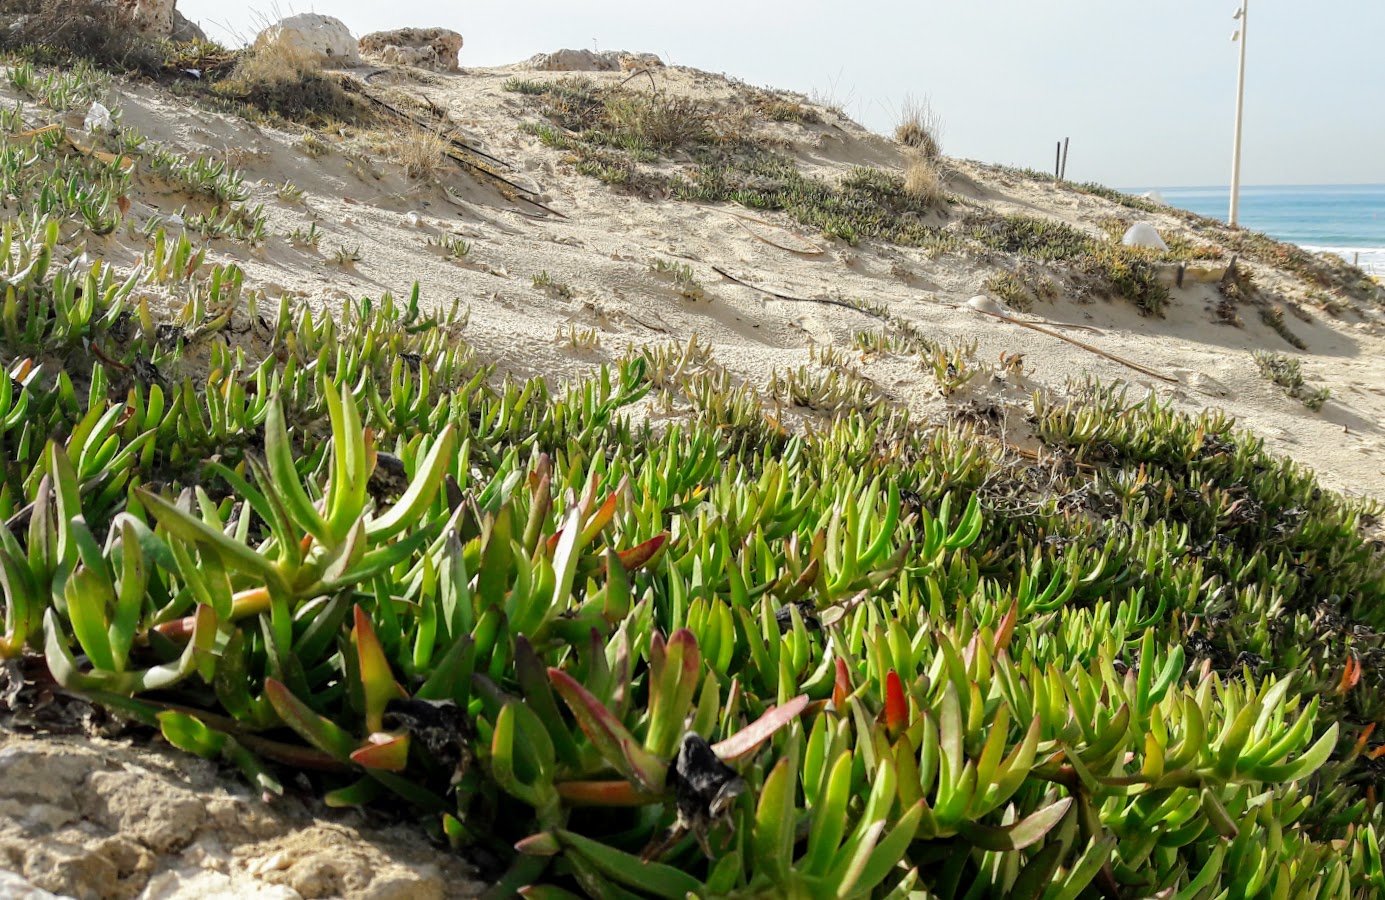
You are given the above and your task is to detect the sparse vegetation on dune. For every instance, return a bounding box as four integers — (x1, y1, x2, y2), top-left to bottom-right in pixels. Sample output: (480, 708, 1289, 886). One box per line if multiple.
(0, 0, 165, 73)
(509, 77, 1289, 320)
(213, 41, 370, 126)
(673, 154, 953, 246)
(967, 213, 1172, 316)
(987, 162, 1382, 308)
(1253, 350, 1332, 411)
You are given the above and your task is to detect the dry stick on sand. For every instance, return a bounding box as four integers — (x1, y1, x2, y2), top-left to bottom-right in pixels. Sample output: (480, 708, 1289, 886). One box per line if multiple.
(344, 80, 567, 218)
(969, 307, 1179, 384)
(724, 212, 826, 256)
(712, 266, 888, 320)
(352, 72, 514, 171)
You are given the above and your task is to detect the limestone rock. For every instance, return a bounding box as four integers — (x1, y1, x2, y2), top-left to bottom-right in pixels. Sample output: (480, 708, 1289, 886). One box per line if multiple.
(618, 52, 665, 72)
(359, 27, 463, 72)
(525, 48, 663, 72)
(115, 0, 171, 37)
(0, 869, 61, 900)
(0, 736, 483, 900)
(255, 14, 361, 67)
(170, 8, 206, 43)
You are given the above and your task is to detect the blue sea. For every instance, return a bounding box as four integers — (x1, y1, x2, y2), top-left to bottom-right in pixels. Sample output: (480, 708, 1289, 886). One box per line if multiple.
(1124, 184, 1385, 276)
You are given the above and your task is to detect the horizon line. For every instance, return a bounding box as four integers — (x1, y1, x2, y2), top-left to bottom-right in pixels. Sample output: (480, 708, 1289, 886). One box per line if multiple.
(1120, 182, 1385, 192)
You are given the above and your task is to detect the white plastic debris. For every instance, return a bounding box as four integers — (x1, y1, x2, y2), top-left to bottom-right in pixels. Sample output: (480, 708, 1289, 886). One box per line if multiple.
(1121, 222, 1169, 252)
(166, 212, 185, 227)
(405, 211, 424, 227)
(182, 68, 202, 79)
(83, 102, 112, 133)
(967, 295, 1008, 316)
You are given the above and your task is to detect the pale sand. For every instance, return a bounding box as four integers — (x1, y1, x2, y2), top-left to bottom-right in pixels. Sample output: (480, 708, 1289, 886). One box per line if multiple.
(28, 62, 1385, 499)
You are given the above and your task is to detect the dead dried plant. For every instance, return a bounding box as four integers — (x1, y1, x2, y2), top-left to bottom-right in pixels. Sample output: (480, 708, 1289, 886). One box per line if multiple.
(216, 40, 367, 125)
(904, 153, 944, 206)
(895, 93, 943, 160)
(387, 127, 450, 180)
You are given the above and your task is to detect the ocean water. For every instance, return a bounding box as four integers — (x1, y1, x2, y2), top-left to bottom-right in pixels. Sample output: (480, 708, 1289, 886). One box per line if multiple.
(1125, 184, 1385, 276)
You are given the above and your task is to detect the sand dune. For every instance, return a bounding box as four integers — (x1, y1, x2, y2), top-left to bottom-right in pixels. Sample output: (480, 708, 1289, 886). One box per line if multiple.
(64, 62, 1385, 499)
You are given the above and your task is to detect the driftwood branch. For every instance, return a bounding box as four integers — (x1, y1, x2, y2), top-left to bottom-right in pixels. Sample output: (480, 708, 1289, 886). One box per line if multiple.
(970, 308, 1178, 384)
(712, 266, 887, 320)
(725, 212, 826, 256)
(348, 74, 513, 170)
(342, 79, 568, 218)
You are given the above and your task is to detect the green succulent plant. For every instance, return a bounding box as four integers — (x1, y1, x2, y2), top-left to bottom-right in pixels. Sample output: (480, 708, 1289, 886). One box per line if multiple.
(2, 54, 1385, 900)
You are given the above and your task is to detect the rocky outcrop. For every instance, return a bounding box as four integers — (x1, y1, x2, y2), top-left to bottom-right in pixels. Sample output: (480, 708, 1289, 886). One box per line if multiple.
(255, 13, 361, 67)
(170, 9, 205, 43)
(525, 49, 663, 72)
(359, 27, 463, 72)
(0, 734, 483, 899)
(4, 1, 202, 43)
(115, 0, 172, 37)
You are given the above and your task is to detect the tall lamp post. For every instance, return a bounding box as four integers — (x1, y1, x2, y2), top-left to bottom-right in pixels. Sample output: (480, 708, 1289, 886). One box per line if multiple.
(1229, 1, 1249, 226)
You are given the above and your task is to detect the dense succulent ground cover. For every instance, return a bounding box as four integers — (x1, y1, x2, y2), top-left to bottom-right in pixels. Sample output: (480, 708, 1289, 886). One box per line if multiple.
(4, 60, 1385, 900)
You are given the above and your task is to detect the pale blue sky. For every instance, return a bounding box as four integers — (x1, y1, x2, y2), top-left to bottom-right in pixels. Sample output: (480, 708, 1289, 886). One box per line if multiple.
(180, 1, 1384, 189)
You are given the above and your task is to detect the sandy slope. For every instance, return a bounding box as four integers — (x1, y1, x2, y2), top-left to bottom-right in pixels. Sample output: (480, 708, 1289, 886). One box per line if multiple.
(36, 65, 1385, 499)
(70, 61, 1381, 500)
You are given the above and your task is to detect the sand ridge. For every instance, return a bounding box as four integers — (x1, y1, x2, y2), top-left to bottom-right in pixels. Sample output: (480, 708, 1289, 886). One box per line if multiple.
(24, 61, 1385, 499)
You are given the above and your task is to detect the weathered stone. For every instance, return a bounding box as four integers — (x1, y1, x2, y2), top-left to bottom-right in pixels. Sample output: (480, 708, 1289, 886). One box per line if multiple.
(359, 27, 463, 72)
(525, 48, 663, 72)
(0, 868, 62, 900)
(117, 0, 174, 38)
(255, 14, 361, 67)
(619, 52, 664, 72)
(0, 735, 484, 900)
(170, 9, 205, 43)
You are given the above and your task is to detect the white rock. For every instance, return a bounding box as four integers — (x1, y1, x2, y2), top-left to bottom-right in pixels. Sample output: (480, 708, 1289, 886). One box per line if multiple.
(255, 14, 361, 67)
(0, 869, 60, 900)
(525, 49, 663, 72)
(526, 49, 610, 71)
(359, 27, 463, 72)
(1121, 222, 1169, 252)
(967, 295, 1008, 316)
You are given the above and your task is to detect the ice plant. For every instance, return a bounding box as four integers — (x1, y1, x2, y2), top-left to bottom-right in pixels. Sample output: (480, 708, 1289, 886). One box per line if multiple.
(0, 66, 1381, 898)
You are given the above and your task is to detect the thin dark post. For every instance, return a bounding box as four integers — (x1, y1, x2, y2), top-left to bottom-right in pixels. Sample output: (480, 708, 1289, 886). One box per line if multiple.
(1060, 138, 1070, 181)
(1055, 141, 1061, 178)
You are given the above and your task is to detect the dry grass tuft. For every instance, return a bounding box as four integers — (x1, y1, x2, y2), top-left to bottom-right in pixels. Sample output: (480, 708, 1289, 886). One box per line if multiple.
(895, 94, 943, 160)
(215, 41, 367, 125)
(903, 154, 944, 205)
(386, 127, 450, 180)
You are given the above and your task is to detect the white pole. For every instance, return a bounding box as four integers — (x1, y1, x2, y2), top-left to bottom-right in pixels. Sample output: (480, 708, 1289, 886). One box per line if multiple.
(1230, 1, 1249, 226)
